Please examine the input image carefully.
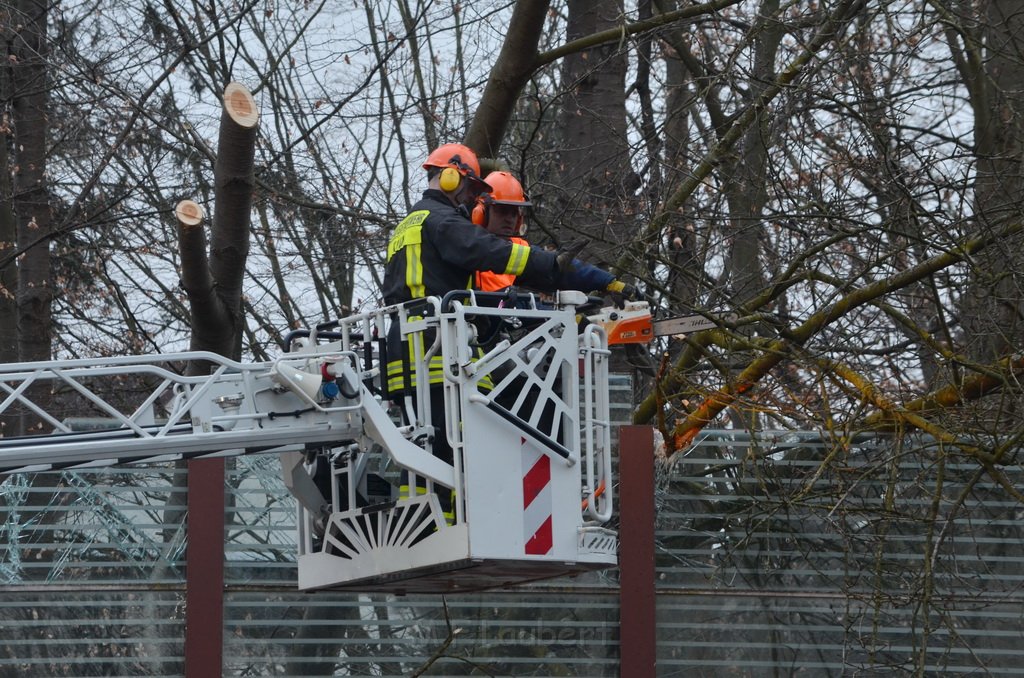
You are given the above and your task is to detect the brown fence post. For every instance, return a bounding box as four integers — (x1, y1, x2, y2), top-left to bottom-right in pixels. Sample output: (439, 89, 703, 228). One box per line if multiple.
(619, 425, 656, 677)
(185, 458, 225, 676)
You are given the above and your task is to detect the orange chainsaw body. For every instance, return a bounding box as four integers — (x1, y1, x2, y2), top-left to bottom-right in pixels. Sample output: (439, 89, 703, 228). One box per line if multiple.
(591, 302, 654, 345)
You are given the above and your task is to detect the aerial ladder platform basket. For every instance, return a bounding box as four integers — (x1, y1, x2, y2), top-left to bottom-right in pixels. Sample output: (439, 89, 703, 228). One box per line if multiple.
(0, 290, 617, 594)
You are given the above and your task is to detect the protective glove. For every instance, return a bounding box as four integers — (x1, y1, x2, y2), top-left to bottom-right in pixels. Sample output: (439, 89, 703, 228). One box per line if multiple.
(606, 279, 638, 309)
(555, 240, 586, 273)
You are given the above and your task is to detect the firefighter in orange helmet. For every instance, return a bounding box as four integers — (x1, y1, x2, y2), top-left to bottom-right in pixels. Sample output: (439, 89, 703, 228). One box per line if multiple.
(470, 171, 637, 302)
(472, 171, 532, 292)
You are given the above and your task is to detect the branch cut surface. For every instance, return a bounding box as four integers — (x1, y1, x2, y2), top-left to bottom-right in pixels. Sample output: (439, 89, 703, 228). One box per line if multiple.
(174, 200, 205, 227)
(223, 82, 258, 128)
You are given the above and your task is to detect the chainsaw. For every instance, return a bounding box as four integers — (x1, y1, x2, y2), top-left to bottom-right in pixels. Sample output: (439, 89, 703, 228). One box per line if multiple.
(589, 300, 735, 346)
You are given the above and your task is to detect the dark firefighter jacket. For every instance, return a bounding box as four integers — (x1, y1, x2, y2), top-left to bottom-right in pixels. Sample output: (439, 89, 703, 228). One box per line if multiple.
(383, 190, 563, 304)
(382, 189, 610, 394)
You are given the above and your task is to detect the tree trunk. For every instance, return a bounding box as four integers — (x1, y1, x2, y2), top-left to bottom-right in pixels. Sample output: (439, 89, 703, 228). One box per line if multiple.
(661, 47, 701, 309)
(0, 11, 17, 373)
(718, 0, 783, 432)
(175, 82, 258, 677)
(3, 1, 57, 607)
(720, 0, 780, 310)
(550, 0, 639, 267)
(959, 0, 1024, 428)
(10, 0, 52, 434)
(180, 82, 258, 363)
(464, 0, 552, 161)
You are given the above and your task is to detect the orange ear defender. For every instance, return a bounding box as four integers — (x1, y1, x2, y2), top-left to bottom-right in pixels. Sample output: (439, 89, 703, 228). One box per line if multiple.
(471, 201, 487, 225)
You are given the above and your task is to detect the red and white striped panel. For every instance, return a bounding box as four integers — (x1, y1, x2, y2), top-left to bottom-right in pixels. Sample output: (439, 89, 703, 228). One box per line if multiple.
(521, 437, 553, 555)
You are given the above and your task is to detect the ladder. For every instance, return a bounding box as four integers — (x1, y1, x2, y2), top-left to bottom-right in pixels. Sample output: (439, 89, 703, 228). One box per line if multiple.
(0, 290, 618, 593)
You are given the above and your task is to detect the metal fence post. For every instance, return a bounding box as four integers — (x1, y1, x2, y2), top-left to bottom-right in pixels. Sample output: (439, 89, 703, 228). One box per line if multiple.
(619, 425, 656, 677)
(185, 458, 225, 677)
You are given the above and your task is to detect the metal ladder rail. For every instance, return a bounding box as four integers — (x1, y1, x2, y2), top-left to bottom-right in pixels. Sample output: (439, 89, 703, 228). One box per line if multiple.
(580, 323, 613, 523)
(0, 351, 363, 474)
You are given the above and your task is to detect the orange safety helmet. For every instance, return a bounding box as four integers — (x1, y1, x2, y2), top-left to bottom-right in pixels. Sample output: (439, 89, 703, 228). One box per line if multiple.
(471, 171, 532, 231)
(422, 143, 490, 193)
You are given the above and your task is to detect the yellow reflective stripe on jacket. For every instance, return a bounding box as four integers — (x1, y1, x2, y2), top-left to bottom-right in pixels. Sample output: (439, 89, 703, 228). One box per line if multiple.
(386, 319, 443, 391)
(386, 357, 493, 391)
(386, 351, 493, 392)
(398, 485, 429, 500)
(505, 242, 529, 276)
(398, 484, 455, 524)
(387, 356, 446, 392)
(406, 244, 425, 298)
